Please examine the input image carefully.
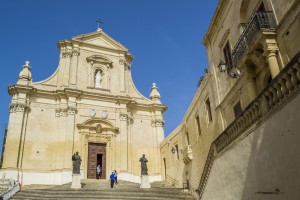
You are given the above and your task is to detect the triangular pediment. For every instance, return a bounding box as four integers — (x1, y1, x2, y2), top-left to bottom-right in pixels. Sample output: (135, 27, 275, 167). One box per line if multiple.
(72, 30, 128, 51)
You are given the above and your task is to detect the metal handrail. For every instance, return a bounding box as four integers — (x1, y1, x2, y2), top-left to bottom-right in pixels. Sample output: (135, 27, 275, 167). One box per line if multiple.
(0, 179, 20, 200)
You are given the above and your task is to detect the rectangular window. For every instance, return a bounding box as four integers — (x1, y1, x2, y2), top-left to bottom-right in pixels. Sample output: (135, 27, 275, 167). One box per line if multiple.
(233, 101, 242, 118)
(185, 132, 190, 145)
(195, 115, 201, 135)
(206, 98, 213, 122)
(223, 41, 233, 70)
(175, 144, 179, 159)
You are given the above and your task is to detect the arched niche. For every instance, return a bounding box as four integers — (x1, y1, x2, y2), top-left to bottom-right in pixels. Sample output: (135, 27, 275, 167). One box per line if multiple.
(86, 55, 113, 90)
(239, 0, 268, 32)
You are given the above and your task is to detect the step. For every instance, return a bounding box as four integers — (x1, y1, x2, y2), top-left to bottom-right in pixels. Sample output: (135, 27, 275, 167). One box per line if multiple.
(14, 190, 191, 194)
(12, 180, 195, 200)
(14, 190, 188, 197)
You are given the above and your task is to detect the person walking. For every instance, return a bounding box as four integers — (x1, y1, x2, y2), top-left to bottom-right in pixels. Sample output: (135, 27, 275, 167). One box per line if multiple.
(96, 165, 101, 179)
(110, 172, 115, 188)
(114, 170, 118, 185)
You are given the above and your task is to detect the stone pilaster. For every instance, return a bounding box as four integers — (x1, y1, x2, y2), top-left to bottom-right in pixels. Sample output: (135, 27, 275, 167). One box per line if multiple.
(119, 112, 128, 172)
(63, 106, 77, 170)
(151, 119, 165, 175)
(245, 67, 257, 102)
(58, 49, 72, 87)
(119, 59, 126, 92)
(2, 102, 30, 181)
(127, 115, 134, 172)
(70, 49, 80, 88)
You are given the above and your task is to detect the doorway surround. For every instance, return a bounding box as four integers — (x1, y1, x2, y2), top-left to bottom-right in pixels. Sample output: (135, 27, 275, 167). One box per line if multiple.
(77, 118, 119, 179)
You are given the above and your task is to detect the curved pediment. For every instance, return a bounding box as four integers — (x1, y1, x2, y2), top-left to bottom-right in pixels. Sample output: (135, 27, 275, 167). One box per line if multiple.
(86, 55, 113, 66)
(77, 118, 119, 133)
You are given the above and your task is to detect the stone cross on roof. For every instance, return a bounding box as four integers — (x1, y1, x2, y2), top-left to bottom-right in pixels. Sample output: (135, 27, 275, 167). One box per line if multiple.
(96, 19, 104, 31)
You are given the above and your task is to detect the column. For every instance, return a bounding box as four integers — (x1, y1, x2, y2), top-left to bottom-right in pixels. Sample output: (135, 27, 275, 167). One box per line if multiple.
(266, 49, 280, 78)
(152, 119, 164, 175)
(264, 38, 280, 79)
(70, 49, 79, 88)
(119, 60, 125, 92)
(63, 52, 71, 86)
(245, 68, 257, 101)
(63, 97, 77, 172)
(127, 116, 133, 173)
(3, 103, 29, 170)
(119, 113, 128, 172)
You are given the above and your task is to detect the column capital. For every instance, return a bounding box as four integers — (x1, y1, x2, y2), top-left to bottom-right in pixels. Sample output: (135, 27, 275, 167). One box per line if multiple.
(151, 119, 165, 127)
(119, 112, 128, 121)
(55, 106, 77, 117)
(72, 50, 80, 56)
(9, 103, 30, 113)
(62, 50, 72, 58)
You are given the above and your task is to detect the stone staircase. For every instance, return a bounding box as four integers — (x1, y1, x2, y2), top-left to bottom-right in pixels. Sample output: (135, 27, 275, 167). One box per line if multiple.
(12, 179, 195, 199)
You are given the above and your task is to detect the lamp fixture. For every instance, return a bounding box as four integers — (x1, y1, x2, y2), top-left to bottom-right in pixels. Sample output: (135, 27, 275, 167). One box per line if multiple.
(171, 146, 176, 154)
(218, 60, 241, 78)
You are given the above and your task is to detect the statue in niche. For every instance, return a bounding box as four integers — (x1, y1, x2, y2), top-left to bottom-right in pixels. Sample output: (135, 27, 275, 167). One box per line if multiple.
(139, 154, 148, 175)
(95, 70, 102, 88)
(72, 152, 82, 174)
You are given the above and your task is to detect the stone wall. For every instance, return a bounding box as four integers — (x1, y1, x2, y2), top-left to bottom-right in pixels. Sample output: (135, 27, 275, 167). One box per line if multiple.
(201, 90, 300, 200)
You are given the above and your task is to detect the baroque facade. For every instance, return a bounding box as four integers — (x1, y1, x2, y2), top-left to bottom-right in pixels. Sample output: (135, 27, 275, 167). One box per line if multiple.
(161, 0, 300, 199)
(1, 28, 167, 185)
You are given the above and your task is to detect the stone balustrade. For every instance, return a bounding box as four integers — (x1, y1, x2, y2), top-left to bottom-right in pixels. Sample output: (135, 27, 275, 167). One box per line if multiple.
(197, 51, 300, 199)
(183, 145, 193, 165)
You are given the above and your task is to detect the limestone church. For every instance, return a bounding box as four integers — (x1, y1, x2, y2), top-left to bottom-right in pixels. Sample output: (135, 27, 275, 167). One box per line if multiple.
(1, 28, 167, 185)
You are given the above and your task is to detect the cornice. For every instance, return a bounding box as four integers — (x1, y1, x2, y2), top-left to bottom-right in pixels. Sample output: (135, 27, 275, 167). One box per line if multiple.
(202, 0, 230, 45)
(9, 86, 167, 112)
(8, 84, 35, 95)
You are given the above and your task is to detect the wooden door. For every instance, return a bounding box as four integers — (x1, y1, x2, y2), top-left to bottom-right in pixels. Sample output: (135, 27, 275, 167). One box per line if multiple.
(88, 143, 106, 179)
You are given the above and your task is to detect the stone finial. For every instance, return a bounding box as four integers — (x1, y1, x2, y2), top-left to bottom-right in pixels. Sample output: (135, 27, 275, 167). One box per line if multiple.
(17, 61, 32, 86)
(149, 83, 161, 103)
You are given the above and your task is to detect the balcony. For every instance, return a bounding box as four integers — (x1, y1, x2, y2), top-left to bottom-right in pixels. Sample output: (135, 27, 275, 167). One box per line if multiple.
(197, 52, 300, 198)
(232, 11, 276, 67)
(183, 145, 193, 165)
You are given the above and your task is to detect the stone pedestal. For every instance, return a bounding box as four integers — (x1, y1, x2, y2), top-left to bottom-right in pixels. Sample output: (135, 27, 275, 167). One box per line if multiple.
(140, 175, 151, 188)
(71, 174, 81, 189)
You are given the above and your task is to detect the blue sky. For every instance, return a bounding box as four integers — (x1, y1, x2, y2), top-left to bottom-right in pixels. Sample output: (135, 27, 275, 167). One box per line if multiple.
(0, 0, 218, 151)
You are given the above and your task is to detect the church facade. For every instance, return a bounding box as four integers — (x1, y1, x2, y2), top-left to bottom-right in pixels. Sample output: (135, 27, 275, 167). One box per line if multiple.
(1, 28, 167, 185)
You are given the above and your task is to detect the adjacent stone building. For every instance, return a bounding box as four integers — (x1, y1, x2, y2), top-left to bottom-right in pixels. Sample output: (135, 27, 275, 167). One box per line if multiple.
(1, 28, 167, 185)
(161, 0, 300, 199)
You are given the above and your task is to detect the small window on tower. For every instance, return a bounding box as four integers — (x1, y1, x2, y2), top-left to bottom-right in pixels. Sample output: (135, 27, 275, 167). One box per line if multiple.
(233, 101, 242, 118)
(175, 144, 179, 159)
(195, 115, 201, 135)
(206, 98, 213, 122)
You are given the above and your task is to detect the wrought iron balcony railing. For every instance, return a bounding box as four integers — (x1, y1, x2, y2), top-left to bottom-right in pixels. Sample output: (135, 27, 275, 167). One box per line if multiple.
(197, 51, 300, 199)
(232, 11, 277, 67)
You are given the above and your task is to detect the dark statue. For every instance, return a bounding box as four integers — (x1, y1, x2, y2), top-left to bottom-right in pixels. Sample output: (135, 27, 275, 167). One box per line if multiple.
(139, 154, 148, 175)
(72, 152, 82, 174)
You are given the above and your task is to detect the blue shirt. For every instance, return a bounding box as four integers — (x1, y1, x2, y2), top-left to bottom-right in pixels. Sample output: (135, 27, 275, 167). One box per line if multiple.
(110, 173, 115, 181)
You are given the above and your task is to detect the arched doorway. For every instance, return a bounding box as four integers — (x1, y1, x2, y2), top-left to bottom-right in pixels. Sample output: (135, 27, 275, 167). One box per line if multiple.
(77, 118, 119, 179)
